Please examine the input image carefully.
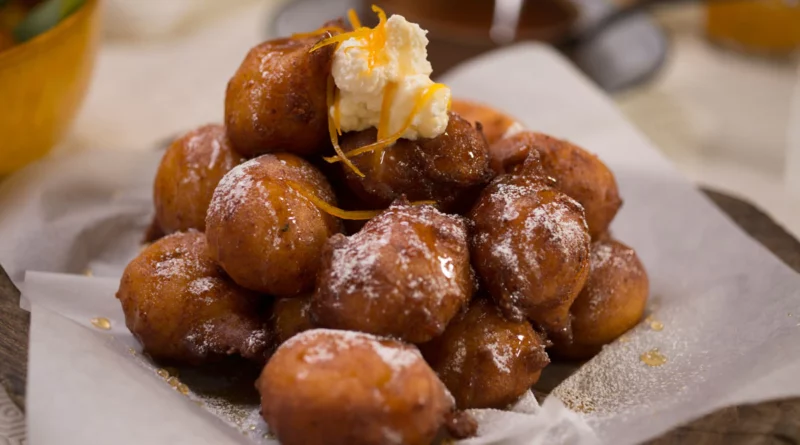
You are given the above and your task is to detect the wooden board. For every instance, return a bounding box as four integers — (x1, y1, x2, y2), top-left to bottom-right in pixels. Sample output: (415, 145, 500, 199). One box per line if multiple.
(1, 188, 799, 443)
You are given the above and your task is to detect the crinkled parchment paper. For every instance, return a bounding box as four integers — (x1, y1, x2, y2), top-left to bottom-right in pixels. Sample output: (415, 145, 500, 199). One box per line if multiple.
(2, 44, 799, 445)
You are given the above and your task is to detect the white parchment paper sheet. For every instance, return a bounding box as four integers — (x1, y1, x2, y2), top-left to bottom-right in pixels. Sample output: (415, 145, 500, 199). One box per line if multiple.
(1, 44, 799, 444)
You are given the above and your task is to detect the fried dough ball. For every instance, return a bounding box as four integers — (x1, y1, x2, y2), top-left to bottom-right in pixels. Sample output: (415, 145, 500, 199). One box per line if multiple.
(444, 411, 478, 440)
(272, 296, 314, 345)
(490, 131, 622, 238)
(469, 172, 591, 340)
(312, 201, 473, 343)
(205, 154, 342, 296)
(224, 33, 336, 157)
(143, 216, 165, 243)
(420, 298, 549, 409)
(258, 329, 454, 445)
(554, 239, 649, 359)
(450, 99, 522, 145)
(153, 124, 245, 234)
(339, 111, 493, 213)
(116, 231, 272, 365)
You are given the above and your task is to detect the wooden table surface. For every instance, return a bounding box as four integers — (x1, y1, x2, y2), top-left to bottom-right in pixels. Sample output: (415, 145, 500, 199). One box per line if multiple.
(1, 189, 799, 444)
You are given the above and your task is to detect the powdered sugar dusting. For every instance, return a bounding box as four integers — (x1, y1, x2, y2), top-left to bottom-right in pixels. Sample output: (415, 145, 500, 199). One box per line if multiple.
(328, 226, 391, 298)
(447, 337, 468, 374)
(154, 246, 190, 280)
(245, 330, 268, 351)
(282, 329, 422, 374)
(591, 241, 636, 274)
(185, 320, 217, 355)
(489, 182, 531, 221)
(188, 277, 217, 295)
(325, 203, 468, 305)
(485, 332, 518, 374)
(525, 200, 587, 260)
(593, 242, 614, 268)
(208, 138, 222, 168)
(208, 159, 259, 221)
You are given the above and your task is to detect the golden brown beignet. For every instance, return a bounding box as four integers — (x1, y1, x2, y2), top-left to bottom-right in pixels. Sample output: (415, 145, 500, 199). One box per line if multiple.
(491, 132, 623, 238)
(554, 238, 649, 359)
(469, 172, 590, 341)
(205, 154, 342, 296)
(272, 295, 314, 345)
(450, 99, 521, 145)
(339, 112, 493, 213)
(421, 298, 549, 409)
(312, 200, 473, 343)
(116, 231, 272, 365)
(257, 329, 453, 445)
(153, 124, 244, 233)
(224, 34, 336, 157)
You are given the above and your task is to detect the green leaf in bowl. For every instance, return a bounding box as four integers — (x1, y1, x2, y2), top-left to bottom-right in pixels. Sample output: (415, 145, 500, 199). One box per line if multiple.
(12, 0, 85, 43)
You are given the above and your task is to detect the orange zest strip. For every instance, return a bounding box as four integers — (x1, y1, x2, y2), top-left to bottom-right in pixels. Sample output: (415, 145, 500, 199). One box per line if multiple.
(324, 83, 449, 163)
(411, 200, 438, 207)
(292, 25, 345, 39)
(333, 84, 342, 136)
(287, 179, 440, 220)
(326, 76, 364, 177)
(374, 80, 399, 169)
(367, 5, 388, 70)
(347, 8, 362, 30)
(286, 180, 381, 220)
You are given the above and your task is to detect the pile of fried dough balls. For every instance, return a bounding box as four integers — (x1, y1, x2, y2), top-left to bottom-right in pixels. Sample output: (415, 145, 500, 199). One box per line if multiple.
(116, 27, 648, 445)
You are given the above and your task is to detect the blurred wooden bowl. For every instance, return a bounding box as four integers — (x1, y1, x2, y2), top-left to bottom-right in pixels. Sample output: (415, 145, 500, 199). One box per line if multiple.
(0, 0, 101, 175)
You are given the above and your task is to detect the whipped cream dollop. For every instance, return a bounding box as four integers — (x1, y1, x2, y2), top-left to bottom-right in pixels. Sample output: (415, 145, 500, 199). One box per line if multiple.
(330, 15, 450, 141)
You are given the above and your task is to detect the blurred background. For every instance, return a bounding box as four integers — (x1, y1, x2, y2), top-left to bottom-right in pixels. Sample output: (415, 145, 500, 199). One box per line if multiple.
(1, 0, 799, 237)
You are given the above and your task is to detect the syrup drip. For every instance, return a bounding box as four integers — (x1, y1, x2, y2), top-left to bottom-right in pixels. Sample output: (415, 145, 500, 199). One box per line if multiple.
(90, 317, 111, 330)
(640, 348, 667, 367)
(645, 314, 664, 331)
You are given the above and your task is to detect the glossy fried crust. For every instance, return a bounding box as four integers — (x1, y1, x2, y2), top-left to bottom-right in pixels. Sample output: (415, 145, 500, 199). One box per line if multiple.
(450, 99, 520, 145)
(340, 112, 493, 213)
(224, 34, 336, 157)
(258, 329, 453, 445)
(205, 154, 342, 296)
(492, 132, 623, 238)
(420, 298, 549, 409)
(272, 296, 315, 345)
(312, 201, 473, 343)
(154, 124, 244, 234)
(554, 239, 649, 359)
(469, 173, 591, 340)
(116, 231, 272, 365)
